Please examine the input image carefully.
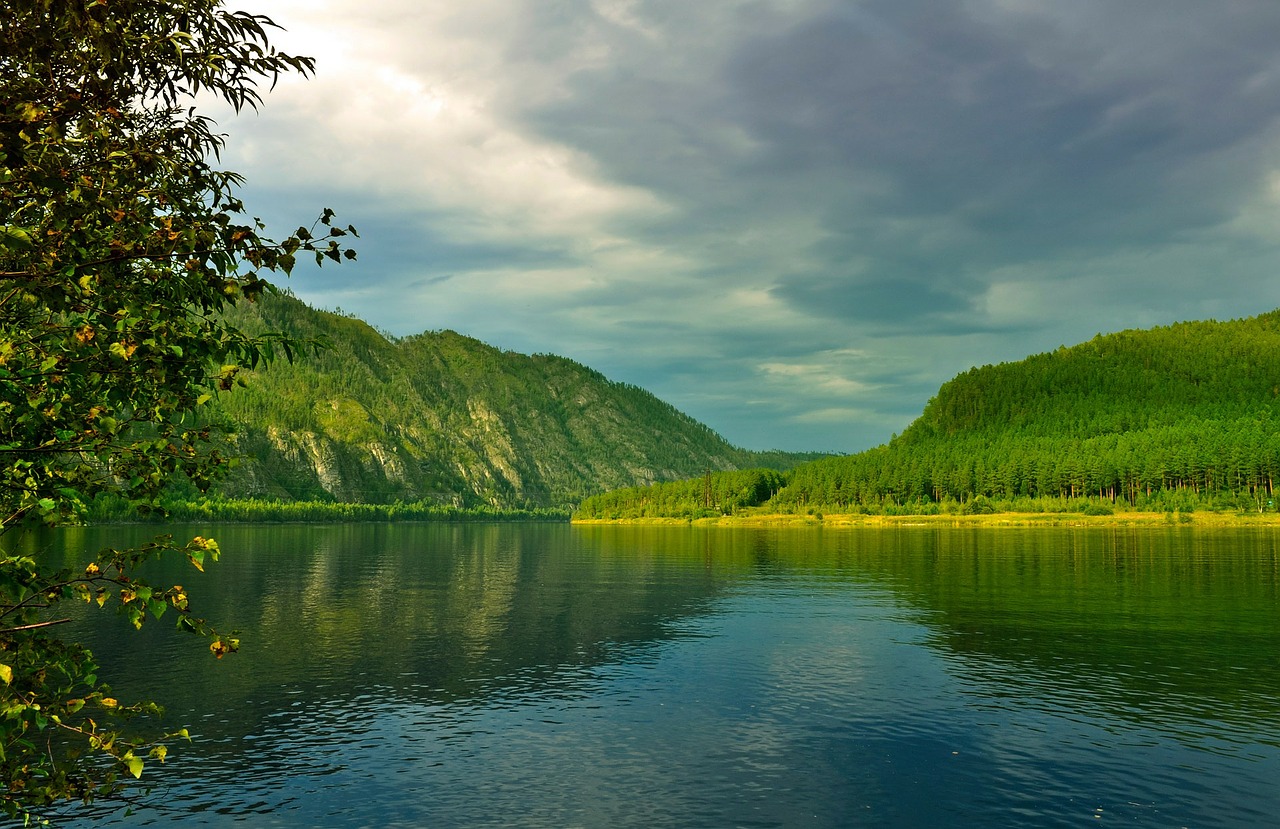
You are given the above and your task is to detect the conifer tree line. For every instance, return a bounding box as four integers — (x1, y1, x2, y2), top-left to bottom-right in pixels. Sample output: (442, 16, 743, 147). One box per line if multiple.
(578, 311, 1280, 518)
(575, 468, 788, 519)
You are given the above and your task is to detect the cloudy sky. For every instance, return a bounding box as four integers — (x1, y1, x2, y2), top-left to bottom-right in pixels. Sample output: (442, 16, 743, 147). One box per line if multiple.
(211, 0, 1280, 452)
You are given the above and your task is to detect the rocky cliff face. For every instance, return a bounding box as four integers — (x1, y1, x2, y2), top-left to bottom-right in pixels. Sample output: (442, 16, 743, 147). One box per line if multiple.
(208, 294, 782, 508)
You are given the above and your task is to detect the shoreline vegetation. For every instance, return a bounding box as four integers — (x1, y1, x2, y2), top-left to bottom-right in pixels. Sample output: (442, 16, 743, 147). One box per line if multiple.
(84, 497, 569, 525)
(571, 509, 1280, 528)
(79, 497, 1280, 528)
(568, 465, 1280, 529)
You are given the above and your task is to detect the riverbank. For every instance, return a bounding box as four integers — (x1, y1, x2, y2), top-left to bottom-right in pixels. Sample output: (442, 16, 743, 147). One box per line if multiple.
(85, 498, 570, 524)
(572, 509, 1280, 528)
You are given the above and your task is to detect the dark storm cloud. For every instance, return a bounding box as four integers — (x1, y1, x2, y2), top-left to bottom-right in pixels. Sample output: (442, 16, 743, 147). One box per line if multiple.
(724, 0, 1280, 258)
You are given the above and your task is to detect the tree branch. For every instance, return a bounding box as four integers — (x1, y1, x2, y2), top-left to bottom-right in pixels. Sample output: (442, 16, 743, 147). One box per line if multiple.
(0, 618, 72, 633)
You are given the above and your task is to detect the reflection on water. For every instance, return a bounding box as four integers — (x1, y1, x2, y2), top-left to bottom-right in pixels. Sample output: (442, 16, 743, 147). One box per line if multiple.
(5, 523, 1277, 828)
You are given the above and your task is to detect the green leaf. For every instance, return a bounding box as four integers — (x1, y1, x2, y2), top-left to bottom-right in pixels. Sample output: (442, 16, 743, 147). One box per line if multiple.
(125, 755, 144, 779)
(0, 225, 34, 249)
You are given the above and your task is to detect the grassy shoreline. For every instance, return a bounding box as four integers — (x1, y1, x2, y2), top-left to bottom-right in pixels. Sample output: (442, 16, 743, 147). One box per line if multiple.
(571, 509, 1280, 528)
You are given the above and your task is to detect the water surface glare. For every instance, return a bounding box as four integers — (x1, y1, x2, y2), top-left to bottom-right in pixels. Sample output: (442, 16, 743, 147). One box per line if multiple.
(10, 522, 1278, 828)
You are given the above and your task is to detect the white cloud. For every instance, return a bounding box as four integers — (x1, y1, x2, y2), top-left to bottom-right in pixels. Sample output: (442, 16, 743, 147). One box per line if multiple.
(790, 406, 878, 424)
(220, 0, 670, 251)
(757, 352, 876, 397)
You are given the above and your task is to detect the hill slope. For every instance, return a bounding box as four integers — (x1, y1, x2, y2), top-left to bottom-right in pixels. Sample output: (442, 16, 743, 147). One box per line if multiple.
(775, 310, 1280, 511)
(201, 293, 816, 508)
(578, 310, 1280, 518)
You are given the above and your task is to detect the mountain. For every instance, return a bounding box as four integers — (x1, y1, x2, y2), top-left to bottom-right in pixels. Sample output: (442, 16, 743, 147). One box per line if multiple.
(200, 292, 819, 509)
(577, 310, 1280, 518)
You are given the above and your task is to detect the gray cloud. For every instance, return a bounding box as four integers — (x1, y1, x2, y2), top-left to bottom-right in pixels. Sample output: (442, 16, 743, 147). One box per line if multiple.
(727, 1, 1280, 227)
(771, 273, 970, 326)
(220, 0, 1280, 452)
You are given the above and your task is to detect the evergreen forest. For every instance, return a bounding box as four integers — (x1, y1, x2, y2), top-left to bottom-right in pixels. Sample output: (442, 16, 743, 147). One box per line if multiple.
(576, 311, 1280, 519)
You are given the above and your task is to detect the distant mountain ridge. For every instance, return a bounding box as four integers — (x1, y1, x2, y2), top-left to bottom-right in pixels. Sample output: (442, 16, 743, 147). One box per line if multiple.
(204, 293, 820, 508)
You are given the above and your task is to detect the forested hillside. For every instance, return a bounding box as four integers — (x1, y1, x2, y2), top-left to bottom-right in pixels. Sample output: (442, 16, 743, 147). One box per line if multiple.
(579, 310, 1280, 518)
(192, 292, 817, 509)
(777, 311, 1280, 512)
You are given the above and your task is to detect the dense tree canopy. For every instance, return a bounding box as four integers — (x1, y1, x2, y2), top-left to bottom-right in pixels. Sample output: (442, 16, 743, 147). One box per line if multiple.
(574, 468, 788, 520)
(580, 312, 1280, 519)
(766, 314, 1280, 514)
(0, 0, 352, 820)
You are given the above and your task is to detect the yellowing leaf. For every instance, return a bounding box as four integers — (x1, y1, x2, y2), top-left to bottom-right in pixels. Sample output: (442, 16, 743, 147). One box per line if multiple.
(0, 664, 12, 685)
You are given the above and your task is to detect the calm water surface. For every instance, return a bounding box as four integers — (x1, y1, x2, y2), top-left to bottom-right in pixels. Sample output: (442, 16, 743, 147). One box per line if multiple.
(10, 523, 1279, 827)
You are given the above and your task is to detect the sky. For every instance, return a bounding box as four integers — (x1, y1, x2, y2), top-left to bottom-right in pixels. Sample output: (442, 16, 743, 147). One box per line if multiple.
(209, 0, 1280, 453)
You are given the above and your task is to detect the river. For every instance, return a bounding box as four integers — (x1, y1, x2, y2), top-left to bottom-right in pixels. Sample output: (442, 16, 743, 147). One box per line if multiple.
(9, 522, 1279, 827)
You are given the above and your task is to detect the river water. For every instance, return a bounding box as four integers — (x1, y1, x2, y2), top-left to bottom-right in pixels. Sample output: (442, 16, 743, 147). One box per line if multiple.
(10, 522, 1279, 827)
